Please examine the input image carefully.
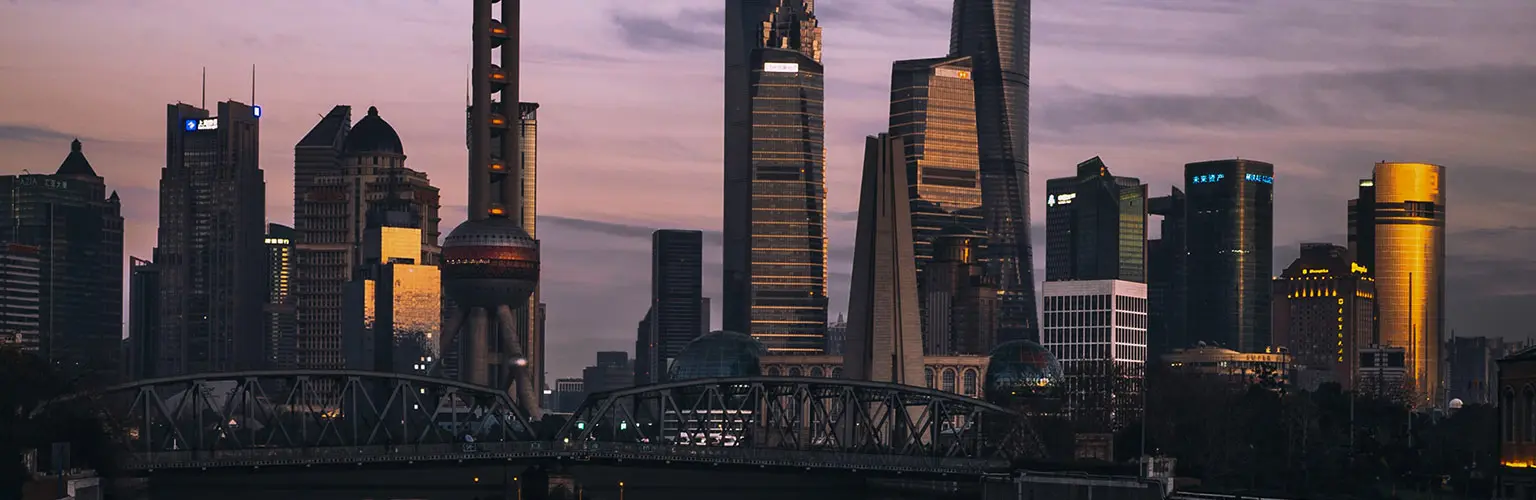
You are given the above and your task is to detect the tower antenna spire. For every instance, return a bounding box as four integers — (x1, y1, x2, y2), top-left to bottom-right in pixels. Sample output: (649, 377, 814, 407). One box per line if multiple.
(251, 64, 256, 104)
(201, 67, 207, 109)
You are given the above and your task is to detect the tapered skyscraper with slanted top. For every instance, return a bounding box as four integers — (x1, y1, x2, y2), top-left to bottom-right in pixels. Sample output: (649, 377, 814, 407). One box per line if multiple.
(845, 134, 924, 385)
(949, 0, 1039, 342)
(723, 0, 828, 354)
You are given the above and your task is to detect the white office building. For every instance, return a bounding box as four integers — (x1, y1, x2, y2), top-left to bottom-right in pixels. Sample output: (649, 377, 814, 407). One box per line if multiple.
(1042, 280, 1148, 431)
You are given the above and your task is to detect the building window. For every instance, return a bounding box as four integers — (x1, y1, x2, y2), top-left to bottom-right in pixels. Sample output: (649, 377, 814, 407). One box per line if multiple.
(1504, 388, 1516, 443)
(767, 366, 781, 376)
(963, 369, 979, 397)
(942, 369, 957, 393)
(789, 367, 802, 377)
(811, 366, 824, 378)
(1527, 387, 1536, 443)
(832, 367, 843, 379)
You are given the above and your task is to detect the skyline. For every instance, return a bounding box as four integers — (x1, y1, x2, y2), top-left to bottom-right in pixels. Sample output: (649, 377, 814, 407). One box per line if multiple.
(3, 0, 1535, 380)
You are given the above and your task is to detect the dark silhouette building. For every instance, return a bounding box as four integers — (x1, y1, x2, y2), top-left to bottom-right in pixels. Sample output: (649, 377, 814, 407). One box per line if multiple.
(950, 0, 1039, 343)
(844, 134, 924, 385)
(722, 0, 829, 353)
(157, 101, 265, 375)
(582, 351, 633, 394)
(635, 229, 705, 386)
(1045, 157, 1146, 283)
(922, 228, 997, 355)
(263, 224, 297, 370)
(1184, 159, 1274, 352)
(1146, 188, 1186, 355)
(1271, 243, 1374, 390)
(0, 139, 125, 383)
(127, 256, 159, 380)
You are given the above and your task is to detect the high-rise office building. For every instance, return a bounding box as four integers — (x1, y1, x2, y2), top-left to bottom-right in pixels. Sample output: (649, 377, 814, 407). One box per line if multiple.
(293, 106, 441, 372)
(263, 224, 297, 370)
(722, 1, 828, 353)
(1045, 157, 1146, 283)
(950, 0, 1039, 343)
(343, 226, 441, 376)
(1448, 336, 1514, 406)
(844, 134, 924, 385)
(583, 351, 633, 394)
(1041, 280, 1147, 432)
(553, 378, 586, 413)
(889, 57, 986, 272)
(1359, 162, 1446, 406)
(1271, 243, 1374, 391)
(0, 244, 42, 353)
(922, 228, 998, 355)
(1184, 159, 1274, 352)
(1146, 188, 1186, 355)
(513, 102, 544, 398)
(635, 230, 705, 386)
(157, 101, 265, 376)
(127, 256, 159, 380)
(0, 140, 124, 382)
(1347, 179, 1376, 277)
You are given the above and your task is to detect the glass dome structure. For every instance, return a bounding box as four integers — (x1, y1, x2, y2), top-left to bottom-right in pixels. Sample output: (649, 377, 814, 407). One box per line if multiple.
(983, 340, 1065, 404)
(668, 330, 767, 381)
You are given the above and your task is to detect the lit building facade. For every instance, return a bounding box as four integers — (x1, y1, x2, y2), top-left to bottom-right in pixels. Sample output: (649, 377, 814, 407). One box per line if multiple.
(1045, 157, 1146, 283)
(294, 106, 441, 373)
(1162, 345, 1289, 390)
(635, 229, 706, 386)
(1497, 347, 1536, 497)
(950, 0, 1039, 344)
(1041, 280, 1147, 431)
(157, 101, 266, 376)
(723, 0, 828, 353)
(1271, 243, 1374, 391)
(889, 56, 985, 274)
(343, 226, 440, 376)
(0, 140, 124, 382)
(263, 224, 297, 370)
(1146, 188, 1186, 355)
(0, 244, 41, 353)
(1184, 159, 1275, 352)
(1361, 162, 1445, 407)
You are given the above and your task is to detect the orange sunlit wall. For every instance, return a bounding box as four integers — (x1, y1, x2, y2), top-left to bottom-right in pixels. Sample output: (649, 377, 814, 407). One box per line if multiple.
(1372, 162, 1445, 408)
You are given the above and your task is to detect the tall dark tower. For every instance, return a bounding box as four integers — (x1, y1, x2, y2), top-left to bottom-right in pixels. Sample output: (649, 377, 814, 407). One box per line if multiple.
(440, 0, 541, 416)
(949, 0, 1038, 342)
(1184, 159, 1274, 352)
(722, 1, 827, 353)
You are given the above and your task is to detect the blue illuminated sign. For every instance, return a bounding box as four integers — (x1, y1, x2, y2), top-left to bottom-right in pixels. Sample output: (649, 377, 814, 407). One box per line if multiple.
(183, 119, 197, 131)
(1192, 174, 1224, 184)
(252, 105, 262, 118)
(1245, 173, 1273, 184)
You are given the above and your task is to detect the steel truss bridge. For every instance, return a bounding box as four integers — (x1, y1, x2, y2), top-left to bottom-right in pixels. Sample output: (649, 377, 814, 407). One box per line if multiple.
(61, 371, 1043, 477)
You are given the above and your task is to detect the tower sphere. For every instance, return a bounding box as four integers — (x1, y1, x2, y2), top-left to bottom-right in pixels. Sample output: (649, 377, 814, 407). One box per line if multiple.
(441, 217, 540, 309)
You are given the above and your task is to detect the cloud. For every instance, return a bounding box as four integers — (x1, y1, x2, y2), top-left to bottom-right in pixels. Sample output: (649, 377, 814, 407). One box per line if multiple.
(610, 7, 722, 52)
(0, 124, 80, 143)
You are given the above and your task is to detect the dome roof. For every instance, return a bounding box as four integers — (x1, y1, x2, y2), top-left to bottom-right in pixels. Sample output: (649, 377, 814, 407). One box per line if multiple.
(668, 331, 766, 382)
(443, 217, 536, 250)
(343, 106, 404, 155)
(984, 340, 1064, 404)
(55, 139, 97, 177)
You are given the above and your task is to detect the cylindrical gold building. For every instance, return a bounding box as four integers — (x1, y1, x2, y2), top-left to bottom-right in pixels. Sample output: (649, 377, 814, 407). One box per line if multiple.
(1371, 162, 1445, 407)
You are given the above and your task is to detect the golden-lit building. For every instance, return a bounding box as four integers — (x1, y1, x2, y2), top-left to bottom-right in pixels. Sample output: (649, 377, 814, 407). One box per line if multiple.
(1357, 162, 1445, 407)
(759, 354, 989, 399)
(343, 226, 441, 375)
(1497, 347, 1536, 498)
(1161, 345, 1290, 390)
(1271, 243, 1374, 390)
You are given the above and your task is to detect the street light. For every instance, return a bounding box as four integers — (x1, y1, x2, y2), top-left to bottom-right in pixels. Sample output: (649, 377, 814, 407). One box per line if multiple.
(618, 481, 625, 500)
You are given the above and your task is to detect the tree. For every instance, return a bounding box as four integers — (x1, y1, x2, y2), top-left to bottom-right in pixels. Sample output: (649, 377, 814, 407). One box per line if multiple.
(0, 346, 119, 498)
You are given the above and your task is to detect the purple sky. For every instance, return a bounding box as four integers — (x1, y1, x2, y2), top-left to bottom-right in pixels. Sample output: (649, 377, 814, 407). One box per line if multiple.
(3, 0, 1535, 380)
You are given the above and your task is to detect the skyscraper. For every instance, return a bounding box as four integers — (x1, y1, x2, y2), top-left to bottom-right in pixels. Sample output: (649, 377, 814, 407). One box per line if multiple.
(1364, 162, 1445, 406)
(636, 229, 705, 386)
(844, 134, 923, 385)
(722, 0, 828, 353)
(1146, 188, 1186, 355)
(127, 256, 159, 380)
(263, 224, 297, 370)
(293, 106, 441, 372)
(949, 0, 1039, 343)
(1045, 156, 1146, 283)
(0, 139, 124, 382)
(1184, 159, 1274, 352)
(921, 228, 998, 355)
(343, 226, 440, 375)
(1041, 280, 1147, 432)
(0, 244, 42, 353)
(157, 101, 265, 375)
(1271, 243, 1374, 390)
(889, 57, 985, 271)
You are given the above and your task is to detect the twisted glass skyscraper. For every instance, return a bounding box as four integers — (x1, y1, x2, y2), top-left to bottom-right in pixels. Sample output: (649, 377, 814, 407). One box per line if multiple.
(949, 0, 1038, 342)
(723, 1, 828, 353)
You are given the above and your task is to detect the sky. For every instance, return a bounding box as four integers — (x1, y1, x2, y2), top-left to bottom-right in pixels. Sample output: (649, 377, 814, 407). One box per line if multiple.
(2, 0, 1535, 381)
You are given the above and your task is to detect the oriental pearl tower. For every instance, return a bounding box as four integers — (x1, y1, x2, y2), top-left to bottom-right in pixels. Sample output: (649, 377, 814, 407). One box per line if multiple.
(439, 0, 541, 416)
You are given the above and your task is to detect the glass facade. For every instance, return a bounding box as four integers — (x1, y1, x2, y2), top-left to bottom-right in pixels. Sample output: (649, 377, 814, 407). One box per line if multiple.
(1041, 280, 1148, 431)
(1184, 159, 1275, 352)
(723, 0, 825, 351)
(1147, 189, 1186, 355)
(1370, 162, 1445, 406)
(263, 224, 297, 370)
(1044, 157, 1146, 283)
(743, 49, 828, 354)
(984, 340, 1064, 405)
(669, 330, 767, 381)
(949, 0, 1039, 343)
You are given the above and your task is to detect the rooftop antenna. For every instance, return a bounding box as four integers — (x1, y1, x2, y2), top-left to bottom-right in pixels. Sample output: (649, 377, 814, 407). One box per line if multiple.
(201, 67, 207, 109)
(251, 64, 256, 104)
